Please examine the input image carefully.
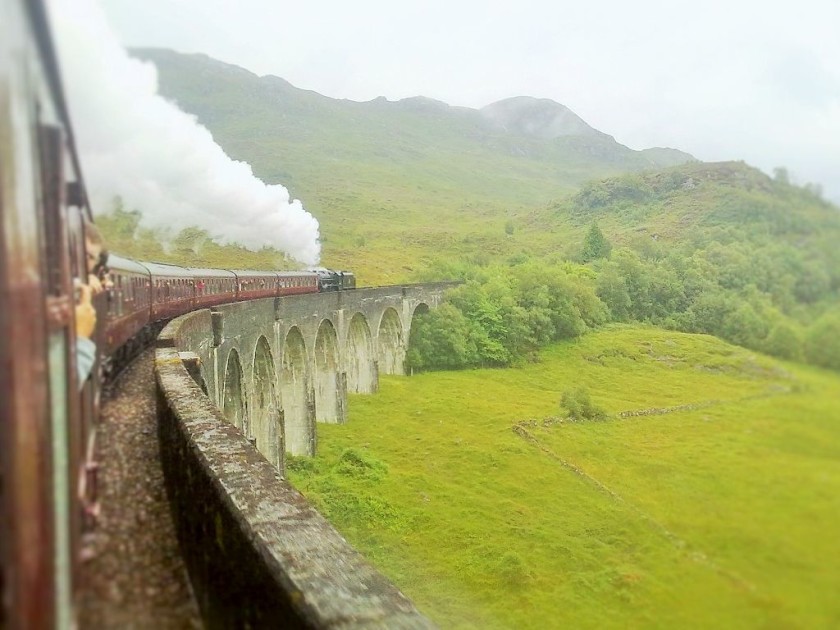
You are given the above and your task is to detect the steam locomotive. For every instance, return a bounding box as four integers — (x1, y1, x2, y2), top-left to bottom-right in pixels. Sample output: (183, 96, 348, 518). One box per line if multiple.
(0, 1, 353, 626)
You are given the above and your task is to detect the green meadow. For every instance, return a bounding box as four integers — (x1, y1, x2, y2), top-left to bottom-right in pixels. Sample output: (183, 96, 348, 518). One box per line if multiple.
(289, 326, 840, 629)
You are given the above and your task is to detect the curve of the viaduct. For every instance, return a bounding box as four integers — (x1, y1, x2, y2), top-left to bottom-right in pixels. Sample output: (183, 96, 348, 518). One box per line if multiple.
(154, 283, 452, 628)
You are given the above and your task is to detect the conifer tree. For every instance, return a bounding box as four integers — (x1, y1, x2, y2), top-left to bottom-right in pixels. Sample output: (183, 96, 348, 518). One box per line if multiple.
(581, 222, 612, 262)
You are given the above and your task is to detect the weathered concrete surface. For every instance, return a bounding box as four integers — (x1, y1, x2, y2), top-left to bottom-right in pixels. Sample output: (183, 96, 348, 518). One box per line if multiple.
(156, 329, 436, 628)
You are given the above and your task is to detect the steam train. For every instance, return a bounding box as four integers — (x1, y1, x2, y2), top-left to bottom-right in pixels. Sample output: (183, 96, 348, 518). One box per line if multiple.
(0, 1, 352, 627)
(102, 258, 354, 372)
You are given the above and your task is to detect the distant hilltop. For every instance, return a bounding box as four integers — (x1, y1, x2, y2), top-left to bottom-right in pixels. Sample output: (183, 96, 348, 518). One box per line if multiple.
(481, 96, 606, 139)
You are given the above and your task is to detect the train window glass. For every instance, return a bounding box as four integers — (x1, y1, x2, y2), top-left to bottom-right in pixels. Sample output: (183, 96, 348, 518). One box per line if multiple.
(37, 125, 68, 295)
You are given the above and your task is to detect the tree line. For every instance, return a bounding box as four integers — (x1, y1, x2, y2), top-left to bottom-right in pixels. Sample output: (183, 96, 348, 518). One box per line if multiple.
(408, 166, 840, 373)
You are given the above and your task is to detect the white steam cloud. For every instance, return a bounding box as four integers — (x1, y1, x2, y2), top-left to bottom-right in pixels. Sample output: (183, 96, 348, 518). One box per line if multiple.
(49, 0, 321, 265)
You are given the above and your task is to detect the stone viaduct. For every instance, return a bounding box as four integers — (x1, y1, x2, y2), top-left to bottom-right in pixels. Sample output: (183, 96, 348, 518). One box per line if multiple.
(165, 283, 452, 470)
(155, 283, 453, 627)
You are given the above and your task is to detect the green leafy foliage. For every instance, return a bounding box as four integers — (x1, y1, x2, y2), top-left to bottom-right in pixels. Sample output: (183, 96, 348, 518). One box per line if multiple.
(560, 387, 607, 421)
(408, 262, 607, 370)
(805, 313, 840, 370)
(580, 222, 612, 262)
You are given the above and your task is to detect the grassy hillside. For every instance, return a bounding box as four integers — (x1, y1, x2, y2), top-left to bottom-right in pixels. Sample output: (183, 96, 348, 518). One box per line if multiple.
(289, 327, 840, 628)
(124, 48, 693, 282)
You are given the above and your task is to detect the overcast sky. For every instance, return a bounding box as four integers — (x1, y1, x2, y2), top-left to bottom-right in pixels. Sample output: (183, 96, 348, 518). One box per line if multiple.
(98, 0, 839, 202)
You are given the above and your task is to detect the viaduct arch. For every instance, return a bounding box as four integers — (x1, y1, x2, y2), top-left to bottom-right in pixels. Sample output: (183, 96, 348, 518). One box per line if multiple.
(174, 284, 449, 467)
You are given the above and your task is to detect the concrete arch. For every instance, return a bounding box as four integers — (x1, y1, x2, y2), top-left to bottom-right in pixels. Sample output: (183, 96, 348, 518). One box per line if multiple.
(281, 327, 314, 456)
(252, 336, 283, 470)
(314, 320, 345, 424)
(222, 349, 247, 434)
(377, 307, 405, 375)
(345, 313, 377, 394)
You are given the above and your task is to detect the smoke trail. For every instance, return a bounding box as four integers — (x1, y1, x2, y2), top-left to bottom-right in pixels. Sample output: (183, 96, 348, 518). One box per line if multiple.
(48, 0, 321, 265)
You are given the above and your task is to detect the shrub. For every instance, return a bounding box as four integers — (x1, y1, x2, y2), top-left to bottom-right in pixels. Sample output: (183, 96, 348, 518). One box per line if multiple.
(560, 387, 607, 421)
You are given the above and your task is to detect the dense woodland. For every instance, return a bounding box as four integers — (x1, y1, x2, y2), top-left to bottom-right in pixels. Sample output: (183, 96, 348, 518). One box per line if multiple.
(408, 164, 840, 372)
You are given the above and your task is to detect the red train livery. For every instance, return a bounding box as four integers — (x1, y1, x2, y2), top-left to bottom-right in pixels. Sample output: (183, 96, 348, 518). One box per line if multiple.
(102, 258, 354, 372)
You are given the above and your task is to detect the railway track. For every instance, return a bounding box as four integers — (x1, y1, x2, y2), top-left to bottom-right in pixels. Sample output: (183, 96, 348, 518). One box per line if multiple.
(77, 349, 201, 629)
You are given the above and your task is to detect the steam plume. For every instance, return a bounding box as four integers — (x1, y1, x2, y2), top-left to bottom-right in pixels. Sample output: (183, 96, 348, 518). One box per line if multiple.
(49, 0, 321, 265)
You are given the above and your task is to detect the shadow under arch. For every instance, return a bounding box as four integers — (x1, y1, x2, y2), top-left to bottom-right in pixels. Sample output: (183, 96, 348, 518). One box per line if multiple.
(377, 307, 405, 375)
(252, 336, 283, 470)
(281, 327, 314, 456)
(222, 348, 247, 435)
(314, 319, 344, 424)
(411, 302, 431, 320)
(345, 313, 377, 394)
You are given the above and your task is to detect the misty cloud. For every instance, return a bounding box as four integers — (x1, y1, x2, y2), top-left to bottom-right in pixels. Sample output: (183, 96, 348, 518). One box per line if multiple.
(49, 0, 321, 265)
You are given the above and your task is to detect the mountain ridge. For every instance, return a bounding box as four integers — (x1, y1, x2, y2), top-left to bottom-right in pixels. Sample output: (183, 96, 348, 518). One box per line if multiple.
(132, 47, 694, 166)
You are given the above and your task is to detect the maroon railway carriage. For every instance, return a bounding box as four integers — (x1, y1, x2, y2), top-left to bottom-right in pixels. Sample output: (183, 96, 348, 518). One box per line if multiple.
(145, 262, 196, 321)
(233, 269, 280, 301)
(103, 254, 152, 359)
(191, 267, 237, 309)
(278, 270, 319, 296)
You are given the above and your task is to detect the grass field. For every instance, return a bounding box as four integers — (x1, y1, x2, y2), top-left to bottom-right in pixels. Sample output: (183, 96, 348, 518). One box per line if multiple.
(288, 326, 840, 628)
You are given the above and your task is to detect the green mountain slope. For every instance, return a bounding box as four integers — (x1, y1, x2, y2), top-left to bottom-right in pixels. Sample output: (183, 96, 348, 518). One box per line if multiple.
(130, 48, 694, 280)
(115, 50, 838, 325)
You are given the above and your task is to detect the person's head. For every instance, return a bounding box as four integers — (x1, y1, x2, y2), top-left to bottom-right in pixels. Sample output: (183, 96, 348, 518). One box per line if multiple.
(83, 220, 106, 276)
